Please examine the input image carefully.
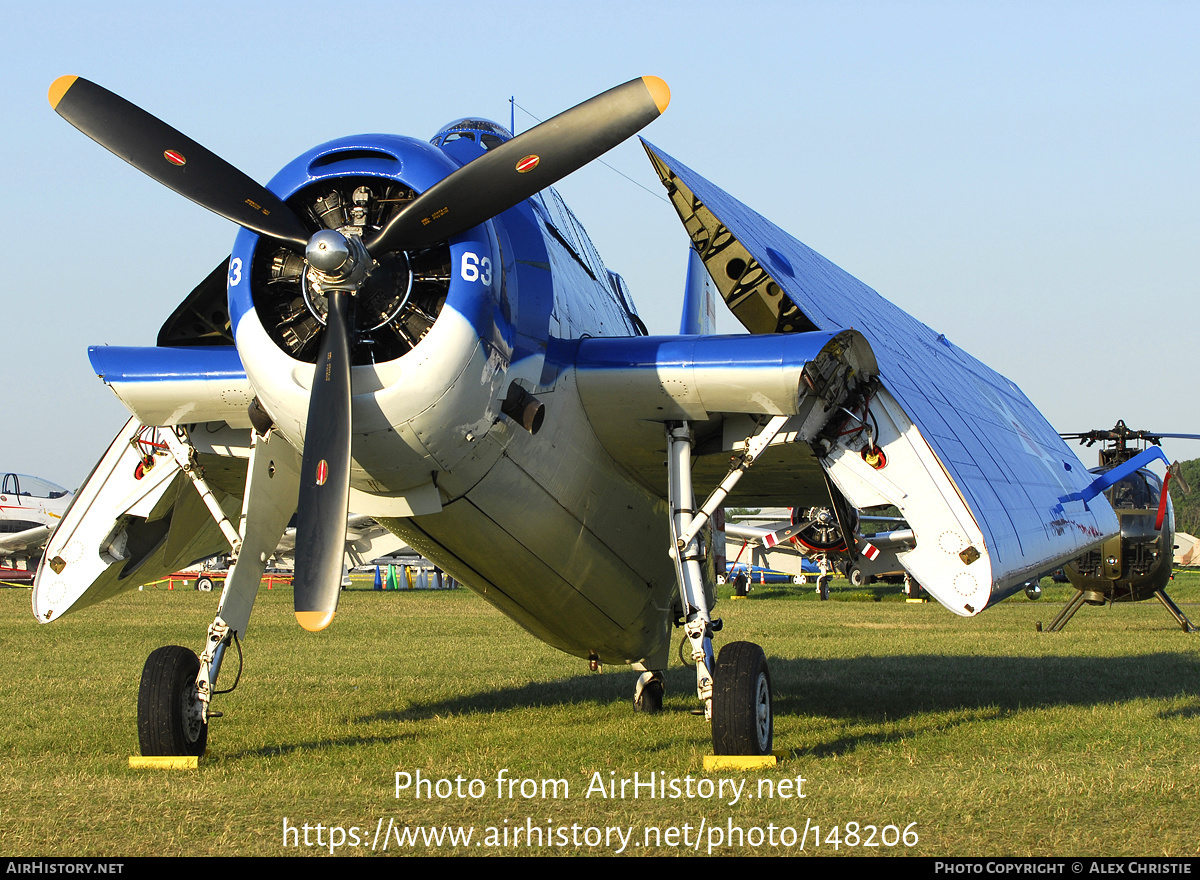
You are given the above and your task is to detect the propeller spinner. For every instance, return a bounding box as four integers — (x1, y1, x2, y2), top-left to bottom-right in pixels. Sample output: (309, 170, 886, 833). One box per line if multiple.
(50, 74, 670, 631)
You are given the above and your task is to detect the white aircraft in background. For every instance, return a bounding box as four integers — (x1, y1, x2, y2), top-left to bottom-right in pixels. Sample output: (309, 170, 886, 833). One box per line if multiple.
(1, 473, 73, 575)
(35, 75, 1128, 759)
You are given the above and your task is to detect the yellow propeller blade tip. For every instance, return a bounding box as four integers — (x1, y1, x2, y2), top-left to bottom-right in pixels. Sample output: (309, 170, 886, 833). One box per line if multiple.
(48, 75, 78, 110)
(295, 610, 335, 632)
(642, 76, 671, 114)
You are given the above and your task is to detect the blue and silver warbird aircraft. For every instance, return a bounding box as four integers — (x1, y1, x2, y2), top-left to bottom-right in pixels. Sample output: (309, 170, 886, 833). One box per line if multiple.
(36, 75, 1124, 757)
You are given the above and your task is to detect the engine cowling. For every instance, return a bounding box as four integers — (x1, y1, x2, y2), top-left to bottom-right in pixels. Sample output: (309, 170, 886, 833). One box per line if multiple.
(227, 134, 511, 490)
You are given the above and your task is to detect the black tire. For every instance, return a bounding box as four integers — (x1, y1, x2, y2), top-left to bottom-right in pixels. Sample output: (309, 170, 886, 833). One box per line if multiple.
(818, 576, 831, 601)
(711, 641, 773, 755)
(196, 576, 214, 593)
(634, 676, 665, 713)
(733, 574, 749, 597)
(138, 646, 208, 756)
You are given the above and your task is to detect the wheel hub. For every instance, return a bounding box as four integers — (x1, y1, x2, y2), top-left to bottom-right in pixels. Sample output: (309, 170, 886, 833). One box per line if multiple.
(754, 672, 772, 752)
(181, 677, 205, 743)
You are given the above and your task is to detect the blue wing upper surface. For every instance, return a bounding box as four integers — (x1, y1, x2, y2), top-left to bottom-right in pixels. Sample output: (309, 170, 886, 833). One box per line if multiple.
(641, 141, 1116, 584)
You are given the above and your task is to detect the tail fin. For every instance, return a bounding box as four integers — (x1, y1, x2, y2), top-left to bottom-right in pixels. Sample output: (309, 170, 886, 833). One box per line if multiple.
(680, 246, 717, 335)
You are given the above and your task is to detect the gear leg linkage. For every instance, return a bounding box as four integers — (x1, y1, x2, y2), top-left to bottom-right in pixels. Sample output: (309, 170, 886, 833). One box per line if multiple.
(665, 422, 720, 719)
(675, 415, 790, 551)
(161, 427, 242, 555)
(193, 429, 301, 720)
(665, 416, 791, 718)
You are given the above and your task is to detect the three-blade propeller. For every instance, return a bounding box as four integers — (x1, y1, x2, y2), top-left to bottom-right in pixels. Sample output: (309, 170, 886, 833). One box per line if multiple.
(50, 74, 669, 630)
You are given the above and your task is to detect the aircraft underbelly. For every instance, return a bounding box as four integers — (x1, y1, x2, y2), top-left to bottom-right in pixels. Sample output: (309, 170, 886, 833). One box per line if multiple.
(384, 497, 673, 666)
(382, 367, 677, 667)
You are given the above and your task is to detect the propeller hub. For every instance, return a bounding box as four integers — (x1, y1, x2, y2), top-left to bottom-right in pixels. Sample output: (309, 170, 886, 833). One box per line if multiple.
(306, 229, 353, 273)
(304, 230, 372, 315)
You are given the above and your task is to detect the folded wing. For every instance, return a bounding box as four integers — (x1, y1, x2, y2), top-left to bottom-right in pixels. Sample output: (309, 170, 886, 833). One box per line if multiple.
(573, 142, 1119, 615)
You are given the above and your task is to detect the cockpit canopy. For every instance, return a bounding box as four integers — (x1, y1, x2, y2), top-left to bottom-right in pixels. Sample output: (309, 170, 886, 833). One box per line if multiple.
(431, 118, 513, 152)
(1, 474, 70, 499)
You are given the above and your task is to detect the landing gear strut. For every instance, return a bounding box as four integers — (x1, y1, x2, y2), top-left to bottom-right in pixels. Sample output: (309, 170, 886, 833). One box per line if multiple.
(665, 421, 776, 755)
(1042, 587, 1196, 633)
(138, 426, 301, 756)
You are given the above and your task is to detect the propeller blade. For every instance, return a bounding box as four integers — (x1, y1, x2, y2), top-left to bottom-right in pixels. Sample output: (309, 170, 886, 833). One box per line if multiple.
(369, 75, 670, 254)
(292, 290, 354, 631)
(49, 76, 311, 247)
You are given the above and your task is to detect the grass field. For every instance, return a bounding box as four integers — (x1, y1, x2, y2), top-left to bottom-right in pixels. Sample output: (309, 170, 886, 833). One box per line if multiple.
(2, 574, 1199, 856)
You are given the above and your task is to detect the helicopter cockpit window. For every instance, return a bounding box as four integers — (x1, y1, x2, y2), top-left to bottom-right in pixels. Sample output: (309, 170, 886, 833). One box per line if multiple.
(1108, 471, 1160, 510)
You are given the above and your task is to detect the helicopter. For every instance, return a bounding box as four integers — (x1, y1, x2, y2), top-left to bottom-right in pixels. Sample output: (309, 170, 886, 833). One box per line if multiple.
(1041, 421, 1199, 632)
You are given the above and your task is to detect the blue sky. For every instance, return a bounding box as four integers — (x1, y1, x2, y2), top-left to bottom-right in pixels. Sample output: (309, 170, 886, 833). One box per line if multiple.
(5, 0, 1199, 485)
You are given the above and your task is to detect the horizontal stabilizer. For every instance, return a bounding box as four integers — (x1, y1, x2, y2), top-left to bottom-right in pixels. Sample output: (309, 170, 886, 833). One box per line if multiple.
(1058, 445, 1170, 508)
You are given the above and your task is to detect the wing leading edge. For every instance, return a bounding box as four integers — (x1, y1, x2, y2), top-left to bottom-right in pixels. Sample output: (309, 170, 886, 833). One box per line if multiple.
(624, 142, 1117, 612)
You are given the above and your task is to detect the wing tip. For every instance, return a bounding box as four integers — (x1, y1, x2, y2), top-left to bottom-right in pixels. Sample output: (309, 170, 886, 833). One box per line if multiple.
(48, 75, 78, 110)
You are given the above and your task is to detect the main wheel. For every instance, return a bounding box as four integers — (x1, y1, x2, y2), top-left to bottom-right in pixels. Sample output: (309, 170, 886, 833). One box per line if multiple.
(138, 646, 208, 756)
(847, 566, 865, 587)
(711, 641, 773, 755)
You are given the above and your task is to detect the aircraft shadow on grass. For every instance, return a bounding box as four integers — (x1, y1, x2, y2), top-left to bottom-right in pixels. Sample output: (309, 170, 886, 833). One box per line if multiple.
(224, 731, 417, 760)
(349, 653, 1200, 751)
